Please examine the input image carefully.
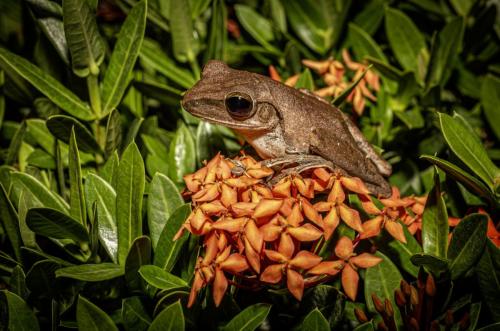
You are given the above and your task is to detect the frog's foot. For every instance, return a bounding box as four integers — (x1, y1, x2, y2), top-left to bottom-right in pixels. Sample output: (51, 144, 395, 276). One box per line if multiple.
(263, 155, 339, 185)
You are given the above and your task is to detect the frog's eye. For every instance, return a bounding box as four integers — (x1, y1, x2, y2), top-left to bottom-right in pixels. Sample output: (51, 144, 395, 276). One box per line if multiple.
(225, 93, 254, 119)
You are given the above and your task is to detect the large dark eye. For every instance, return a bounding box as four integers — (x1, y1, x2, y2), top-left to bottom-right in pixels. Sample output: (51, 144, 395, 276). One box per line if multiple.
(225, 93, 254, 118)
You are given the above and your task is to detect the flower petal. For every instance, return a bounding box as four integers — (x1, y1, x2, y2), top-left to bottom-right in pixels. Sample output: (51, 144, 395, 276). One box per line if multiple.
(313, 168, 331, 183)
(220, 183, 237, 208)
(328, 180, 345, 203)
(340, 176, 370, 195)
(254, 199, 283, 219)
(213, 217, 246, 233)
(323, 208, 340, 240)
(339, 205, 363, 233)
(202, 233, 219, 264)
(190, 208, 208, 231)
(213, 268, 228, 307)
(244, 237, 261, 273)
(272, 178, 292, 198)
(342, 263, 359, 301)
(289, 251, 322, 270)
(200, 201, 227, 215)
(335, 236, 354, 260)
(287, 203, 304, 227)
(360, 195, 381, 215)
(260, 264, 283, 284)
(193, 183, 219, 203)
(293, 177, 314, 198)
(247, 167, 274, 179)
(308, 261, 344, 275)
(350, 253, 383, 269)
(359, 216, 383, 239)
(287, 268, 305, 300)
(264, 249, 288, 263)
(385, 221, 407, 243)
(245, 219, 263, 252)
(220, 253, 249, 273)
(231, 202, 257, 217)
(301, 197, 322, 226)
(188, 271, 205, 308)
(288, 224, 323, 242)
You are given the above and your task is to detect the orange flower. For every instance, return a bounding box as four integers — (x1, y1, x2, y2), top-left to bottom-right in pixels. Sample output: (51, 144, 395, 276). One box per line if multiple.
(309, 237, 382, 300)
(261, 248, 322, 300)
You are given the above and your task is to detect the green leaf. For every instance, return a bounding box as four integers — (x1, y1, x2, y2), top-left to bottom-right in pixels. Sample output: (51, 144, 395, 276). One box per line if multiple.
(468, 302, 482, 331)
(448, 214, 488, 279)
(125, 236, 151, 290)
(12, 172, 69, 213)
(148, 300, 184, 331)
(354, 322, 375, 331)
(481, 75, 500, 141)
(122, 297, 151, 331)
(300, 308, 330, 331)
(62, 0, 105, 76)
(476, 240, 500, 322)
(85, 174, 118, 263)
(169, 0, 196, 63)
(26, 207, 89, 243)
(439, 112, 499, 189)
(204, 0, 227, 62)
(221, 303, 272, 331)
(77, 296, 119, 331)
(46, 115, 101, 154)
(422, 170, 448, 259)
(9, 266, 28, 300)
(56, 263, 124, 281)
(133, 81, 181, 106)
(364, 251, 403, 327)
(269, 0, 287, 33)
(0, 47, 93, 120)
(117, 142, 145, 264)
(154, 204, 191, 271)
(0, 184, 21, 260)
(332, 67, 369, 106)
(450, 0, 476, 16)
(139, 265, 188, 290)
(295, 68, 315, 91)
(385, 7, 428, 79)
(167, 124, 196, 188)
(196, 122, 225, 165)
(5, 121, 26, 165)
(234, 5, 280, 55)
(394, 107, 424, 129)
(0, 290, 40, 331)
(421, 155, 495, 203)
(300, 285, 344, 329)
(101, 0, 147, 115)
(68, 128, 86, 225)
(348, 23, 387, 62)
(147, 173, 183, 249)
(139, 39, 195, 89)
(366, 56, 404, 82)
(105, 109, 123, 157)
(410, 253, 449, 276)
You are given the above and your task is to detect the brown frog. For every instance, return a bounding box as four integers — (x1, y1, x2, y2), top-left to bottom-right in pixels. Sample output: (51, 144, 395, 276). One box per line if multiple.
(182, 60, 392, 197)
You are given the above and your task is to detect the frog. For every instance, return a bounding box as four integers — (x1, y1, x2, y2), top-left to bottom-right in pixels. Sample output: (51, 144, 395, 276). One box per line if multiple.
(182, 60, 392, 197)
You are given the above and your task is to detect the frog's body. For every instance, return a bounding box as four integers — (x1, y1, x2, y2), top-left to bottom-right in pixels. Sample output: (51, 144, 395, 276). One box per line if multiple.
(182, 60, 392, 197)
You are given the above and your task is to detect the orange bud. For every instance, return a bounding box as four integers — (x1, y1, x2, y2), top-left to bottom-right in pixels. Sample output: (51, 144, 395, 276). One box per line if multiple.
(284, 74, 300, 87)
(190, 209, 209, 231)
(340, 176, 370, 195)
(350, 253, 383, 268)
(219, 253, 249, 273)
(254, 199, 283, 218)
(203, 234, 219, 264)
(335, 236, 354, 260)
(260, 264, 283, 283)
(323, 207, 340, 240)
(200, 201, 227, 215)
(313, 168, 331, 182)
(288, 224, 322, 242)
(217, 158, 233, 180)
(193, 183, 219, 203)
(213, 268, 228, 307)
(287, 268, 305, 300)
(260, 216, 283, 241)
(188, 271, 205, 308)
(272, 178, 292, 198)
(360, 195, 381, 215)
(268, 65, 281, 82)
(279, 197, 294, 216)
(342, 263, 359, 301)
(213, 217, 246, 233)
(289, 251, 322, 270)
(302, 58, 332, 74)
(308, 260, 344, 276)
(224, 177, 261, 188)
(339, 205, 364, 233)
(184, 173, 201, 193)
(360, 216, 383, 239)
(205, 155, 220, 184)
(385, 221, 407, 243)
(314, 85, 336, 98)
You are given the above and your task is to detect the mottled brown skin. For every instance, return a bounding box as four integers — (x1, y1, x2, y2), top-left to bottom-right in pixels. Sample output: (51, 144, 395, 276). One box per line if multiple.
(182, 60, 392, 197)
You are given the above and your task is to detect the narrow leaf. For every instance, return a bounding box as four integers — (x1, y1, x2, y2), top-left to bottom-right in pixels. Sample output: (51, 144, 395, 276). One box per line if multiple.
(221, 303, 272, 331)
(167, 124, 196, 187)
(1, 290, 40, 331)
(125, 236, 151, 290)
(77, 296, 119, 331)
(26, 207, 89, 243)
(148, 300, 184, 331)
(56, 263, 124, 281)
(481, 75, 500, 141)
(69, 127, 86, 225)
(476, 241, 500, 322)
(105, 109, 123, 157)
(422, 171, 448, 258)
(46, 115, 101, 154)
(169, 0, 195, 63)
(122, 297, 151, 331)
(0, 184, 22, 260)
(139, 265, 188, 290)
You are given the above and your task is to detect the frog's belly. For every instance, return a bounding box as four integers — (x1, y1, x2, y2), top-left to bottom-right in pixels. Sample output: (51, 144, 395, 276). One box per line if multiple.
(238, 128, 287, 159)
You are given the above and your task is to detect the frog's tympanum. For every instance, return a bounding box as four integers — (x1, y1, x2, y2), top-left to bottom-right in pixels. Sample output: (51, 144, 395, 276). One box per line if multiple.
(182, 60, 392, 197)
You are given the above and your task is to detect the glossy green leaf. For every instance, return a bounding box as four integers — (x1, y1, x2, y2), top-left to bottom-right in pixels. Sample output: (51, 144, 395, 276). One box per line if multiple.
(121, 117, 144, 154)
(5, 120, 26, 165)
(269, 0, 286, 33)
(100, 151, 119, 187)
(125, 236, 151, 290)
(448, 214, 488, 279)
(476, 241, 500, 322)
(46, 115, 101, 154)
(26, 207, 89, 243)
(154, 204, 191, 271)
(17, 190, 40, 249)
(33, 14, 70, 65)
(295, 68, 315, 91)
(139, 265, 188, 290)
(141, 134, 168, 163)
(11, 172, 69, 213)
(364, 251, 403, 327)
(385, 7, 428, 77)
(122, 297, 151, 331)
(9, 265, 28, 300)
(85, 174, 118, 263)
(0, 47, 93, 120)
(169, 0, 196, 63)
(167, 123, 196, 187)
(204, 0, 227, 62)
(139, 39, 195, 89)
(56, 263, 124, 281)
(196, 122, 225, 165)
(422, 171, 448, 258)
(26, 149, 56, 169)
(0, 183, 21, 260)
(348, 23, 387, 62)
(133, 81, 181, 106)
(410, 253, 449, 276)
(0, 290, 40, 331)
(235, 5, 280, 55)
(77, 296, 119, 330)
(332, 67, 369, 106)
(68, 128, 86, 225)
(450, 0, 476, 16)
(147, 173, 183, 249)
(299, 285, 344, 329)
(221, 303, 272, 331)
(300, 308, 330, 331)
(148, 300, 184, 331)
(117, 142, 145, 265)
(426, 17, 464, 87)
(101, 0, 147, 115)
(366, 56, 404, 82)
(62, 0, 105, 77)
(481, 75, 500, 141)
(353, 322, 375, 331)
(105, 109, 123, 157)
(439, 113, 499, 189)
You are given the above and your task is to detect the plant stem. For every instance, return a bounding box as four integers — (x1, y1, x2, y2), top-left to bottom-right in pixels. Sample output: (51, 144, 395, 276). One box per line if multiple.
(87, 73, 102, 119)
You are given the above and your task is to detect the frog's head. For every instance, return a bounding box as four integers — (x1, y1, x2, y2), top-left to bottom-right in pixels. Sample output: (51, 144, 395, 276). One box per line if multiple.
(182, 60, 280, 131)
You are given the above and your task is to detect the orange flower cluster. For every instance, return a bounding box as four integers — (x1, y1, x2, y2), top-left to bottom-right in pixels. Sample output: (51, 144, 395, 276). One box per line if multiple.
(176, 154, 426, 307)
(270, 50, 380, 116)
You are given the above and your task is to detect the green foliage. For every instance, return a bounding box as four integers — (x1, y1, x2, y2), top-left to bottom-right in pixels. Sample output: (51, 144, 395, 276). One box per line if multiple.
(0, 0, 498, 329)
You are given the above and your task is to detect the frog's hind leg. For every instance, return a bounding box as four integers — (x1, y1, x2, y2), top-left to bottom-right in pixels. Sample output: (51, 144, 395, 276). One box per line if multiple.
(263, 155, 338, 184)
